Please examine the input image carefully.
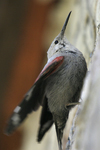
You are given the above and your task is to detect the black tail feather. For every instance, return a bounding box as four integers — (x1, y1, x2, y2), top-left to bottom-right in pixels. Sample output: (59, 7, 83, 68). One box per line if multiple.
(55, 122, 63, 150)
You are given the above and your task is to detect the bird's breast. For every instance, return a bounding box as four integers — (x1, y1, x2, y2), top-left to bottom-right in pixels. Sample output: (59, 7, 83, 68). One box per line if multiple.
(45, 53, 87, 116)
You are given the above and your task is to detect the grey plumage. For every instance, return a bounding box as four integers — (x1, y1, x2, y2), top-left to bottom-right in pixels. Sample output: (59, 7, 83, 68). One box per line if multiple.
(45, 37, 87, 150)
(5, 11, 87, 150)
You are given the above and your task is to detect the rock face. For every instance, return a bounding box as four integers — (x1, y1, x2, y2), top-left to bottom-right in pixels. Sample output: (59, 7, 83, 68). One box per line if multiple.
(64, 0, 100, 150)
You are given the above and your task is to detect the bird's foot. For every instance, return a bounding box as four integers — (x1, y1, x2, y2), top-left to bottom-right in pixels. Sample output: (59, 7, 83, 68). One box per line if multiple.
(65, 102, 80, 109)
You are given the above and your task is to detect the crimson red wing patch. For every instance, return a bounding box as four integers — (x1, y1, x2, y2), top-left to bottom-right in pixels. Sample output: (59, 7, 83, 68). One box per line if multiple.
(35, 56, 64, 83)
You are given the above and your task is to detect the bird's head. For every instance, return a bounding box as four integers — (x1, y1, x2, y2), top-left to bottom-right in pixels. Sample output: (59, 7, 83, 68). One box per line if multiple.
(47, 11, 73, 60)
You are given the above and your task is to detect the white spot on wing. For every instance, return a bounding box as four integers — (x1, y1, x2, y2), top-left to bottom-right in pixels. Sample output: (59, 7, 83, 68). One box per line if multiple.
(14, 106, 21, 113)
(11, 114, 20, 125)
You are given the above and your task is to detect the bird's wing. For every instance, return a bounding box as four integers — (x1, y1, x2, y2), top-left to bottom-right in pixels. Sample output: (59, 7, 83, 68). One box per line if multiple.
(37, 97, 53, 142)
(5, 56, 64, 135)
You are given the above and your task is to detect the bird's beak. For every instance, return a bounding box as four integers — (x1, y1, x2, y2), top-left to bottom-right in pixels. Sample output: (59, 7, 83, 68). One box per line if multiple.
(60, 11, 72, 38)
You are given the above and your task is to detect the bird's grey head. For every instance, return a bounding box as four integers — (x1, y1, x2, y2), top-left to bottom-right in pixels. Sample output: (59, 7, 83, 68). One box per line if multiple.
(47, 11, 73, 60)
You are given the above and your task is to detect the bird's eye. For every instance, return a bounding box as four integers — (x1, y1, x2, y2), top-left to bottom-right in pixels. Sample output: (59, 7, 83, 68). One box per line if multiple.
(54, 40, 58, 44)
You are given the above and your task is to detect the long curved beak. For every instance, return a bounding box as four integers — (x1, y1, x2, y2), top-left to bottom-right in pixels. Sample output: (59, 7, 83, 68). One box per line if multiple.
(60, 11, 72, 38)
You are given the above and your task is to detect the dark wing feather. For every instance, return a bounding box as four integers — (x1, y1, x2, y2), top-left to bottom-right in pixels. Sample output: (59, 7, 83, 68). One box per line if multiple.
(5, 56, 64, 135)
(37, 97, 53, 142)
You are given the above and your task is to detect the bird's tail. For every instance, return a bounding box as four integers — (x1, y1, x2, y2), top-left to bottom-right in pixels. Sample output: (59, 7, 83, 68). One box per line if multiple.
(54, 114, 69, 150)
(55, 122, 63, 150)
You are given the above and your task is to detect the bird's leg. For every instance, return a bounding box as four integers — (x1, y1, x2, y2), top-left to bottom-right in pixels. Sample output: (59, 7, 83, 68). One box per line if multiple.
(66, 102, 80, 109)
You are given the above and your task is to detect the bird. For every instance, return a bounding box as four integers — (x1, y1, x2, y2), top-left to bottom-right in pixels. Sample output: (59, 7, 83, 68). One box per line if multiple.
(5, 11, 87, 150)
